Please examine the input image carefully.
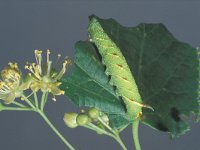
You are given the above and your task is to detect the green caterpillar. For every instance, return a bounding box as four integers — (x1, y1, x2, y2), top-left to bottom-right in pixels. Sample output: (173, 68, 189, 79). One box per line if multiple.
(88, 18, 152, 120)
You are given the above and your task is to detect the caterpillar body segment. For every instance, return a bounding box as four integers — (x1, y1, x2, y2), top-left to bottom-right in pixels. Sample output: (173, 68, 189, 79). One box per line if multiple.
(88, 18, 152, 119)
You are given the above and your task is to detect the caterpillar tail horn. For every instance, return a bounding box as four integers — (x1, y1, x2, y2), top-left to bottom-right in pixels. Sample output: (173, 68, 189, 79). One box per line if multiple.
(142, 104, 154, 111)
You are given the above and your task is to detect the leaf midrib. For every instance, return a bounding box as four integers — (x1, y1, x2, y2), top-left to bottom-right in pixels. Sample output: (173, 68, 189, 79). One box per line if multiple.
(146, 52, 191, 101)
(75, 59, 119, 100)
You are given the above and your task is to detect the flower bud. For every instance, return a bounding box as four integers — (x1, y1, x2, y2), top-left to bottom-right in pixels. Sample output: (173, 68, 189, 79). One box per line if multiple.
(63, 113, 78, 128)
(101, 114, 109, 124)
(88, 108, 99, 119)
(76, 114, 89, 126)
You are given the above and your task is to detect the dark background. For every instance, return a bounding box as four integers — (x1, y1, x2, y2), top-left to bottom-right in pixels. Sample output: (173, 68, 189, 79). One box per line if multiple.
(0, 1, 199, 150)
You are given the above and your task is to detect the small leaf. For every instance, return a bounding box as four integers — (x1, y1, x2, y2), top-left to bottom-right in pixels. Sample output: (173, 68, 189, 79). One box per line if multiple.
(61, 41, 126, 115)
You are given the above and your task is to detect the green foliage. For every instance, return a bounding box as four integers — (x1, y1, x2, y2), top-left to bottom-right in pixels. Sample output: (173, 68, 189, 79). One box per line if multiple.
(61, 41, 125, 115)
(61, 15, 200, 137)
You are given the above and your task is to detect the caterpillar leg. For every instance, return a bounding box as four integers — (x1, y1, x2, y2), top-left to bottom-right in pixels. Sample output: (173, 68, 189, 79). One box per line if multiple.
(88, 34, 93, 42)
(136, 111, 143, 120)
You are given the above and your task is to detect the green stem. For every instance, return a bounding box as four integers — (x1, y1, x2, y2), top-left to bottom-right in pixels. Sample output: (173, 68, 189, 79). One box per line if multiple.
(98, 117, 116, 135)
(38, 110, 76, 150)
(86, 123, 127, 150)
(21, 93, 75, 150)
(86, 123, 114, 137)
(4, 107, 34, 111)
(132, 120, 141, 150)
(7, 93, 75, 150)
(114, 134, 128, 150)
(22, 94, 36, 109)
(40, 92, 48, 111)
(12, 101, 26, 108)
(34, 92, 39, 108)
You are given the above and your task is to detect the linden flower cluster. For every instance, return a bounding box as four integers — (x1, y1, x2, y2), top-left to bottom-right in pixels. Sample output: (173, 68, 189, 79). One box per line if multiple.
(0, 50, 71, 104)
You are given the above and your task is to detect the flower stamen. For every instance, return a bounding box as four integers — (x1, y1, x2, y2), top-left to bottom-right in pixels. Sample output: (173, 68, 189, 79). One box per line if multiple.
(56, 54, 62, 64)
(55, 59, 71, 80)
(34, 50, 42, 75)
(26, 50, 71, 101)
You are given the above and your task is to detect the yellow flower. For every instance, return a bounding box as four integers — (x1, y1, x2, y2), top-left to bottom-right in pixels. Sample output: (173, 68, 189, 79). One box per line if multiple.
(25, 50, 71, 101)
(0, 63, 28, 104)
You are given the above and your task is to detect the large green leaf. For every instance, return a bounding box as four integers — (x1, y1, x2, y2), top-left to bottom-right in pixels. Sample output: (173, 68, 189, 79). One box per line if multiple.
(88, 15, 199, 137)
(62, 15, 200, 137)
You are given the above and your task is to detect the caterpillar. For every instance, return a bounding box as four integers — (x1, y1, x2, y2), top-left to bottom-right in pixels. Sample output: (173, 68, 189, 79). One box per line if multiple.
(88, 17, 152, 120)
